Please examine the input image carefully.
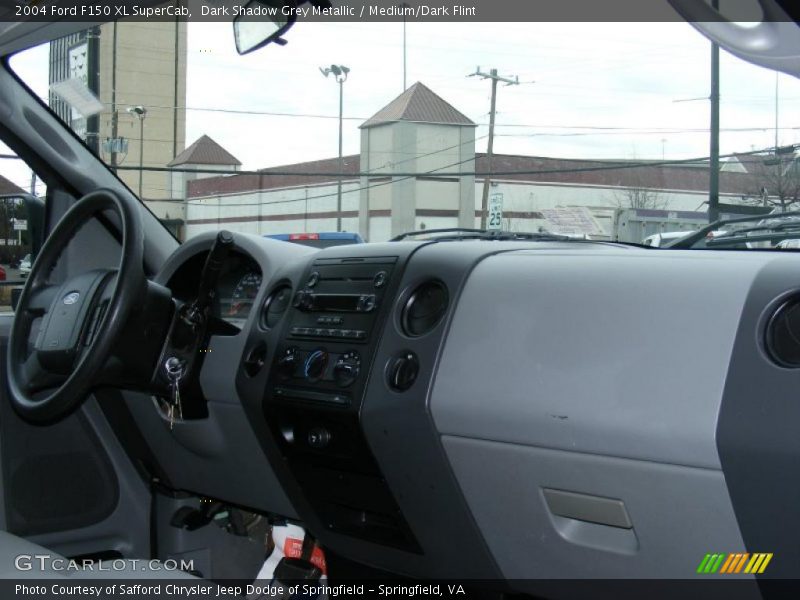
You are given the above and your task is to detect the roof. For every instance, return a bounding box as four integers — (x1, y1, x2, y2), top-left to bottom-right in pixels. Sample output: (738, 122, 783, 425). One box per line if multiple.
(167, 134, 242, 167)
(187, 154, 360, 198)
(360, 82, 475, 129)
(476, 154, 755, 195)
(0, 173, 25, 195)
(187, 152, 757, 199)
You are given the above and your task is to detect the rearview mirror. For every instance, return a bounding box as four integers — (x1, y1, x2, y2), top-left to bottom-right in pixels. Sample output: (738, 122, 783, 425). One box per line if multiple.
(233, 0, 296, 55)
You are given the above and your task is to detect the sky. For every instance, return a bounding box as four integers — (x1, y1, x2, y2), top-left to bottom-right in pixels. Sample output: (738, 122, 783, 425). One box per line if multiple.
(2, 19, 800, 192)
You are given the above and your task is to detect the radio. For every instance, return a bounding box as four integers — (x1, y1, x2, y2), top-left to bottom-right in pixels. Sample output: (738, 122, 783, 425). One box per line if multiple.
(283, 257, 396, 344)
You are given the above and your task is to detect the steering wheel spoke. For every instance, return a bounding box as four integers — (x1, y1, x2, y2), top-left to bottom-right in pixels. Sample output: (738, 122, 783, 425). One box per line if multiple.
(25, 283, 58, 314)
(21, 353, 66, 395)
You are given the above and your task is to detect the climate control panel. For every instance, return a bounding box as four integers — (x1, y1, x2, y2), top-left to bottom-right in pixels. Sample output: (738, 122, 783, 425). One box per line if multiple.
(276, 347, 361, 389)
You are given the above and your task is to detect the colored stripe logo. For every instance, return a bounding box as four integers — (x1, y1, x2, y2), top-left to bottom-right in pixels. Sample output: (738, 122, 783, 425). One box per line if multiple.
(696, 553, 773, 574)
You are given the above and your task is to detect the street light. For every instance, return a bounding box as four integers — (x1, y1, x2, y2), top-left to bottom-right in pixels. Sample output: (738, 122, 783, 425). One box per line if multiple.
(127, 105, 147, 199)
(320, 64, 350, 232)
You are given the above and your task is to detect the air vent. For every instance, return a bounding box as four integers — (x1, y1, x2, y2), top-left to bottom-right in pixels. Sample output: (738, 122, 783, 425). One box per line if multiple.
(262, 285, 292, 329)
(401, 281, 448, 337)
(766, 296, 800, 367)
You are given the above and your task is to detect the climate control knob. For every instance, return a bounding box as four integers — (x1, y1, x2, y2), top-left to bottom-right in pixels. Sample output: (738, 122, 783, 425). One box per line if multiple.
(333, 351, 361, 387)
(304, 349, 329, 382)
(388, 351, 419, 392)
(277, 347, 299, 379)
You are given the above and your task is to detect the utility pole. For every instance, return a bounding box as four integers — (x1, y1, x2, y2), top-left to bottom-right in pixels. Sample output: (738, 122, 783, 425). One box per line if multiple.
(320, 64, 350, 232)
(338, 76, 344, 230)
(401, 2, 409, 91)
(774, 71, 780, 152)
(127, 105, 147, 199)
(110, 22, 118, 170)
(469, 67, 518, 229)
(708, 0, 720, 223)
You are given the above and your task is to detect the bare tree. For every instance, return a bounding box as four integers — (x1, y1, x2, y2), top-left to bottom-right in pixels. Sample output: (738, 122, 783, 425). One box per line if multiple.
(741, 153, 800, 212)
(613, 162, 666, 210)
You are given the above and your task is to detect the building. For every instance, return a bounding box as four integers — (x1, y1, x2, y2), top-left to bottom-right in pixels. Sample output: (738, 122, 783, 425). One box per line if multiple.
(160, 134, 242, 239)
(0, 173, 24, 196)
(182, 83, 759, 242)
(48, 21, 187, 214)
(358, 82, 477, 239)
(186, 154, 362, 238)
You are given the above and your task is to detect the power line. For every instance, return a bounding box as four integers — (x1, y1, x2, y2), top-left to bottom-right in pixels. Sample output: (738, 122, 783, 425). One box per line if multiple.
(120, 144, 783, 181)
(363, 134, 488, 174)
(184, 155, 480, 210)
(496, 127, 800, 138)
(168, 145, 782, 213)
(27, 90, 799, 134)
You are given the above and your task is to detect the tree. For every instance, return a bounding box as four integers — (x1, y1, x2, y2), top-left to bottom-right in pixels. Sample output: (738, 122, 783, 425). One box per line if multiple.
(741, 152, 800, 212)
(614, 185, 666, 210)
(613, 160, 666, 210)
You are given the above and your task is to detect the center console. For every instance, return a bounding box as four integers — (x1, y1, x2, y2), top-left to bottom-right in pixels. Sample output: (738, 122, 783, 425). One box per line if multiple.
(263, 256, 421, 552)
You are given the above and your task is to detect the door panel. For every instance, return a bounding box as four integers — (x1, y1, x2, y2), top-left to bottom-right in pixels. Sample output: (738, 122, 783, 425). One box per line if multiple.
(0, 313, 150, 559)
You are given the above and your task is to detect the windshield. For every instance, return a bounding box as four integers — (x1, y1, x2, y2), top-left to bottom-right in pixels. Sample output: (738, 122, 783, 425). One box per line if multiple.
(6, 7, 800, 248)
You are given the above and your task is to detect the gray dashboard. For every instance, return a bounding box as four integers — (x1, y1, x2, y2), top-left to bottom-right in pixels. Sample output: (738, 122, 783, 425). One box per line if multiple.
(133, 233, 800, 588)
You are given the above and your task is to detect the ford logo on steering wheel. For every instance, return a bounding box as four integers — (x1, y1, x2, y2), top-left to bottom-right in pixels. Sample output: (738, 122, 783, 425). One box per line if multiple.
(62, 292, 80, 305)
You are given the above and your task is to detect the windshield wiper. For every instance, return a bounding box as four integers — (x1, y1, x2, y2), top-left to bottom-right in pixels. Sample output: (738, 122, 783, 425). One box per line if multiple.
(705, 224, 800, 247)
(669, 212, 800, 249)
(390, 228, 573, 242)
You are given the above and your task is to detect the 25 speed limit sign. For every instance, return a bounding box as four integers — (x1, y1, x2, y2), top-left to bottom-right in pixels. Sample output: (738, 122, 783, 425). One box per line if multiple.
(488, 193, 503, 230)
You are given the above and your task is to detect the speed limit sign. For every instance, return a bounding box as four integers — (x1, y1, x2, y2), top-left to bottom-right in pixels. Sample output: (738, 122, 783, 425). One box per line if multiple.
(488, 193, 503, 230)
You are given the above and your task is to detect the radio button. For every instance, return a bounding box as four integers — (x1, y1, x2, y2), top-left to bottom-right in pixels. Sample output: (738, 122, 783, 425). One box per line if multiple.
(307, 427, 332, 449)
(357, 294, 377, 312)
(373, 270, 388, 288)
(293, 291, 313, 311)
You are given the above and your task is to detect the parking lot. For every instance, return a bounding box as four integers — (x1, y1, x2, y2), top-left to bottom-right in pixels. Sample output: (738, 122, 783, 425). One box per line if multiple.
(0, 264, 24, 312)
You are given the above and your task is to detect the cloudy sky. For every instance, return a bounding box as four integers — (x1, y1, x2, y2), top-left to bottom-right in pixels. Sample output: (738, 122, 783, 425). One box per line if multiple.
(2, 19, 799, 191)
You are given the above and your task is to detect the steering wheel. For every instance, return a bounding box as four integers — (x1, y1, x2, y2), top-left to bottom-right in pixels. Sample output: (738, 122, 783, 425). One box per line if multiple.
(6, 189, 145, 422)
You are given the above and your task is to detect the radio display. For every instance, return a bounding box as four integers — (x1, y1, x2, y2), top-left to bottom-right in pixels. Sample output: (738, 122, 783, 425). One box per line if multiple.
(313, 294, 362, 312)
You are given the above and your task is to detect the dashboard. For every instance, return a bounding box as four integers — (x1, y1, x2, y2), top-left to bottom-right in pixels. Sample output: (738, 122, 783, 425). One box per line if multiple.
(139, 232, 800, 588)
(165, 249, 263, 329)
